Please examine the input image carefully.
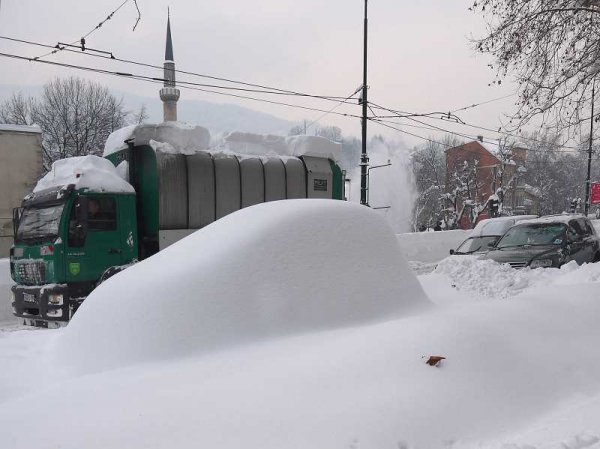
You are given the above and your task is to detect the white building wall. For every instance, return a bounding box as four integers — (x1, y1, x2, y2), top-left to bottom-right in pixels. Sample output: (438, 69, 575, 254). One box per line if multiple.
(0, 125, 43, 257)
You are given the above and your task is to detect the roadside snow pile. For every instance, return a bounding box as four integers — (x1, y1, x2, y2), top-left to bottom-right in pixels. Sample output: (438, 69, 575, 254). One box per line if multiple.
(33, 155, 134, 194)
(434, 256, 600, 299)
(57, 199, 428, 372)
(4, 269, 600, 449)
(103, 122, 211, 156)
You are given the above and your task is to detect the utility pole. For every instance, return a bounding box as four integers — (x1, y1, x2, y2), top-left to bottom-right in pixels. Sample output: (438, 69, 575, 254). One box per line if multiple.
(585, 82, 595, 216)
(360, 0, 369, 206)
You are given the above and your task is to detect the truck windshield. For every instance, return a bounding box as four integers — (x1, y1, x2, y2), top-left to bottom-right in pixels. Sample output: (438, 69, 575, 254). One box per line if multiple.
(16, 204, 65, 243)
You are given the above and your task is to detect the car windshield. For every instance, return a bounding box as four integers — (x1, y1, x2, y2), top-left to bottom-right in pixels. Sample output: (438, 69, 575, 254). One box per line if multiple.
(496, 223, 566, 249)
(455, 236, 499, 254)
(16, 204, 65, 243)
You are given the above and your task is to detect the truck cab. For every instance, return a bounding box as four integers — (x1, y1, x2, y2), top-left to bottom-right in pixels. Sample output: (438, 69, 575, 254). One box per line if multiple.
(11, 184, 137, 327)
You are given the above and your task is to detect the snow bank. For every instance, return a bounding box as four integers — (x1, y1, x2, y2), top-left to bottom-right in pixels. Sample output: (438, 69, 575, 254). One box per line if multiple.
(103, 122, 211, 156)
(33, 155, 134, 194)
(396, 229, 470, 263)
(434, 255, 600, 300)
(57, 199, 428, 372)
(4, 270, 600, 449)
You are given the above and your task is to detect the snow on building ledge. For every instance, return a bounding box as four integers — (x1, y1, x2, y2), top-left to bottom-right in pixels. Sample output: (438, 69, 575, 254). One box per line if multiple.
(0, 124, 42, 134)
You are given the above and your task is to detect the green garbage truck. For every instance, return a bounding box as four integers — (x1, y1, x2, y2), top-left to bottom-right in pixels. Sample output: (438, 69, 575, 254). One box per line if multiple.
(10, 123, 345, 327)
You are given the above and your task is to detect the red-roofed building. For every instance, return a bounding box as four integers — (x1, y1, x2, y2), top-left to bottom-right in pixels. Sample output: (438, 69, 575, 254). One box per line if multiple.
(445, 140, 537, 229)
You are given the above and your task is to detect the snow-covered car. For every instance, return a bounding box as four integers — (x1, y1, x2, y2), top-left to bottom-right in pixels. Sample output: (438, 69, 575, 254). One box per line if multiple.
(482, 214, 600, 268)
(450, 215, 537, 256)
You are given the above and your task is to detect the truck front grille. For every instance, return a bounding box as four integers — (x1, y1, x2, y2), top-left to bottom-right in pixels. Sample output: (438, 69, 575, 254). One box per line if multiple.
(16, 261, 46, 285)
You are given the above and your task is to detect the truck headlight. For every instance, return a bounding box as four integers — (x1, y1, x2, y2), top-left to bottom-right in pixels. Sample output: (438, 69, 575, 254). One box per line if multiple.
(48, 293, 63, 306)
(530, 258, 553, 269)
(10, 290, 15, 303)
(46, 309, 63, 318)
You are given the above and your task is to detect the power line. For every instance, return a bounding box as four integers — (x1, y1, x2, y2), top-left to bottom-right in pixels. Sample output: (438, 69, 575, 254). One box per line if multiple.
(368, 99, 582, 151)
(0, 38, 359, 103)
(450, 93, 516, 113)
(369, 118, 585, 163)
(0, 35, 355, 103)
(0, 50, 362, 119)
(34, 0, 131, 60)
(373, 116, 580, 154)
(305, 86, 363, 131)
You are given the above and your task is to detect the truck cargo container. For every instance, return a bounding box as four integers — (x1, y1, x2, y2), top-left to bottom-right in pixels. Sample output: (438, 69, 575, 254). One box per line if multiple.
(9, 124, 344, 327)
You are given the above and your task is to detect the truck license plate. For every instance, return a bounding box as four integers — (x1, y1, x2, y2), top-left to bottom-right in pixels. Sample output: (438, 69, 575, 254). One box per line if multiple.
(23, 292, 37, 303)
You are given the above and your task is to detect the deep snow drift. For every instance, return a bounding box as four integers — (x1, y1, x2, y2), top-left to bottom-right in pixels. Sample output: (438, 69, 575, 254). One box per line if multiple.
(3, 257, 600, 449)
(3, 208, 600, 449)
(57, 199, 428, 373)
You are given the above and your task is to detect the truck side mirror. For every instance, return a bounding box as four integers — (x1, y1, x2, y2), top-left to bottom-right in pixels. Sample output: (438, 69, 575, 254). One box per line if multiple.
(449, 249, 455, 255)
(76, 196, 89, 222)
(69, 197, 89, 247)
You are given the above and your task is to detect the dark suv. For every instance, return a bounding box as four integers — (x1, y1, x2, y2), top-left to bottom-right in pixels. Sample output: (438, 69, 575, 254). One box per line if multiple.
(482, 215, 600, 269)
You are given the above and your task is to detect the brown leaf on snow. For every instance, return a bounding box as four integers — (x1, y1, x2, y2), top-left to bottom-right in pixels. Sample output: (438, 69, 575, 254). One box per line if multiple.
(425, 356, 446, 367)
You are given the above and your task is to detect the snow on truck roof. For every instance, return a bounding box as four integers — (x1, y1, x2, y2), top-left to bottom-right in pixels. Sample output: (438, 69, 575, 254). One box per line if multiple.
(103, 122, 342, 160)
(34, 155, 134, 194)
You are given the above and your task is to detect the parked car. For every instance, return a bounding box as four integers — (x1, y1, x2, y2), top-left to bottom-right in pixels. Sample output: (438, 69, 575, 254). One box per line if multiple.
(482, 214, 600, 268)
(450, 215, 538, 256)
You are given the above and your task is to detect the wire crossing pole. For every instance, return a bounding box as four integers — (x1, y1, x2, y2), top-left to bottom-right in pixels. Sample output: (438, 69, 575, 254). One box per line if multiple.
(585, 82, 595, 216)
(360, 0, 369, 206)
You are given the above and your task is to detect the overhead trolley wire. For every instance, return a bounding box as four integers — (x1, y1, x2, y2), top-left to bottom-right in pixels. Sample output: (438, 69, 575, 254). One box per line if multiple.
(33, 0, 131, 61)
(0, 50, 362, 120)
(0, 35, 356, 103)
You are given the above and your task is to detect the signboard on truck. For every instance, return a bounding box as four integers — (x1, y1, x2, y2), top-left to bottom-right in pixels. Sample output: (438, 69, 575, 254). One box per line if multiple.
(591, 182, 600, 205)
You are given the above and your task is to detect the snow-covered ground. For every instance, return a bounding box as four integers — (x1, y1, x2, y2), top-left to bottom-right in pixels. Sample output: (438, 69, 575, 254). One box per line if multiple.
(1, 207, 600, 448)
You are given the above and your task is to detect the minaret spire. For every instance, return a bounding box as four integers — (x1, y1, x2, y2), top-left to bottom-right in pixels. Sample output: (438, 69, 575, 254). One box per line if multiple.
(159, 8, 180, 122)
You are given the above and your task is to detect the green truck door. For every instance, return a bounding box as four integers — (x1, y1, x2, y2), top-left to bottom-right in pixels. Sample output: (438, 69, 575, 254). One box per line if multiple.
(66, 195, 123, 282)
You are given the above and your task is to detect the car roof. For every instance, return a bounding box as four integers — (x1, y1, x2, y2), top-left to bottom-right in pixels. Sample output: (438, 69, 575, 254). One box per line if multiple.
(471, 215, 538, 236)
(517, 214, 586, 226)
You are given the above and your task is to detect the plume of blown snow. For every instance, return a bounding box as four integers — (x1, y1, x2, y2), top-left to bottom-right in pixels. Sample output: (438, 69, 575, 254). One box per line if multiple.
(349, 138, 417, 233)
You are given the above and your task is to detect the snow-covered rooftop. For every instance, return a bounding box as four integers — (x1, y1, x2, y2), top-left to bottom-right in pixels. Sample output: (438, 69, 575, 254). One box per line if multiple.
(0, 123, 42, 134)
(34, 155, 134, 194)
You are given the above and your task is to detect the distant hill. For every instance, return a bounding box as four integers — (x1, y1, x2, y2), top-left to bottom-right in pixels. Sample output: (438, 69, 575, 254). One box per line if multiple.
(0, 84, 296, 137)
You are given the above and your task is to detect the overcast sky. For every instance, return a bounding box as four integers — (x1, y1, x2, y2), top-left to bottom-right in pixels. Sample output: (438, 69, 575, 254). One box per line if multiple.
(0, 0, 520, 146)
